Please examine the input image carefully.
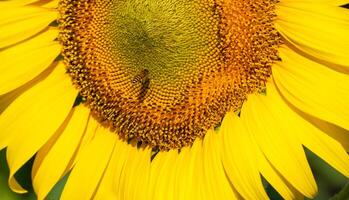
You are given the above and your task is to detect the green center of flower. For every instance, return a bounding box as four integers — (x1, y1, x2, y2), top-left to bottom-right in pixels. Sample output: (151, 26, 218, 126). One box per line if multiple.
(104, 1, 223, 103)
(59, 0, 281, 150)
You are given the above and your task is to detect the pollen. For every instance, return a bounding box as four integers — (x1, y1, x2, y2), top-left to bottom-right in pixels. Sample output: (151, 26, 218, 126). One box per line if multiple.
(58, 0, 281, 150)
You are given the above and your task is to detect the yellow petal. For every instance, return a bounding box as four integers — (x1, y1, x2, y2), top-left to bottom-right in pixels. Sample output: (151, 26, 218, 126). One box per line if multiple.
(175, 140, 204, 200)
(276, 2, 349, 71)
(42, 0, 59, 8)
(70, 115, 99, 167)
(0, 79, 35, 115)
(273, 46, 349, 131)
(60, 126, 116, 200)
(32, 105, 90, 199)
(0, 57, 61, 115)
(0, 29, 60, 95)
(2, 62, 77, 193)
(220, 112, 269, 200)
(120, 145, 151, 200)
(266, 83, 349, 178)
(241, 92, 317, 198)
(298, 121, 349, 178)
(256, 147, 303, 200)
(202, 130, 239, 200)
(304, 116, 349, 152)
(280, 0, 349, 6)
(0, 64, 57, 153)
(0, 0, 39, 6)
(231, 111, 303, 199)
(0, 5, 57, 48)
(94, 137, 130, 200)
(148, 149, 178, 200)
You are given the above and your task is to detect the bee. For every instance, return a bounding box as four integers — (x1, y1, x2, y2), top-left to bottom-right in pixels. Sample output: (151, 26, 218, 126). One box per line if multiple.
(132, 69, 149, 85)
(132, 69, 150, 101)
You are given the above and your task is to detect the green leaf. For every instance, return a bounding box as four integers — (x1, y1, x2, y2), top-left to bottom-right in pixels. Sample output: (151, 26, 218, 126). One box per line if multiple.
(330, 183, 349, 200)
(0, 150, 35, 200)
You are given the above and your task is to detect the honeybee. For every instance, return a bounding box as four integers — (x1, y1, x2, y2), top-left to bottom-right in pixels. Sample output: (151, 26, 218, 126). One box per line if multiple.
(132, 69, 149, 84)
(132, 69, 150, 101)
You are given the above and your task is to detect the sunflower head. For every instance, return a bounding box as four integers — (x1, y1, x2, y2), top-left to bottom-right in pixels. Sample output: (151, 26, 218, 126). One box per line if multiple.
(58, 0, 281, 150)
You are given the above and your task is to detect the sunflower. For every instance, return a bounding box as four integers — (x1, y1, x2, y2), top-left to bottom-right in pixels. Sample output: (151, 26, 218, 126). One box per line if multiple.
(1, 0, 349, 199)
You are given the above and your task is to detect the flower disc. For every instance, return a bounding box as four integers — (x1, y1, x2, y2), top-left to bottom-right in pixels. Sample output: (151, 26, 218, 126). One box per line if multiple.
(59, 0, 281, 149)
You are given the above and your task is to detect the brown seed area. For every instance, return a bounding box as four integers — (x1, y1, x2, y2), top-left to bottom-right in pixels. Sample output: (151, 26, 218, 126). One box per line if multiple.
(58, 0, 281, 150)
